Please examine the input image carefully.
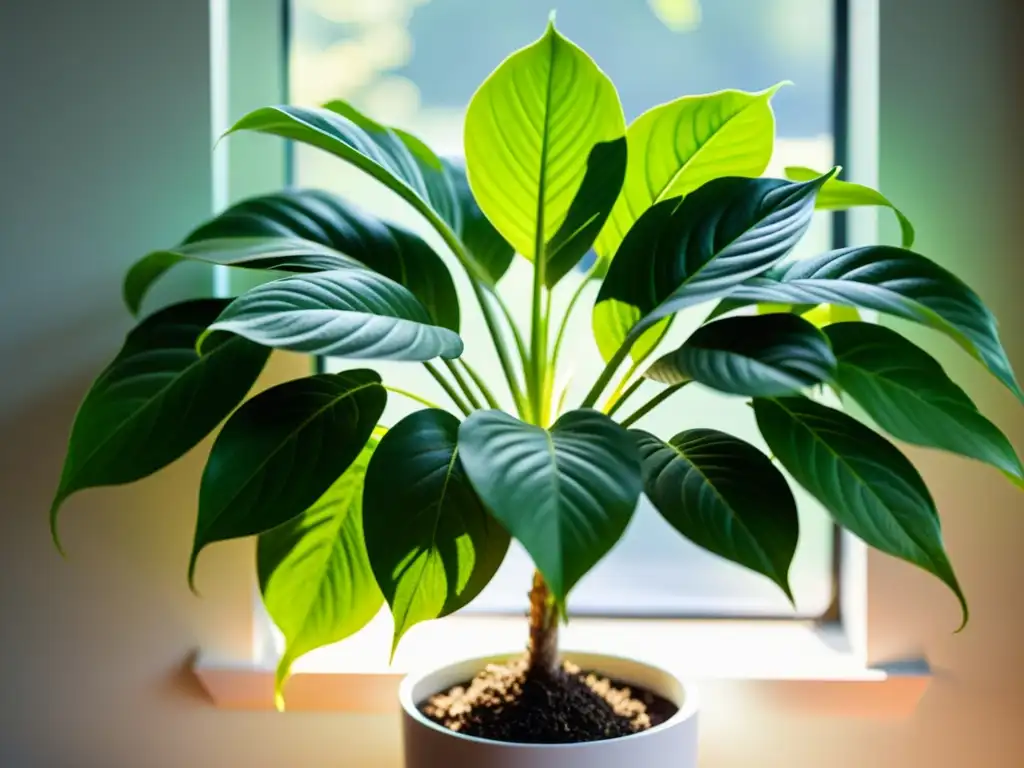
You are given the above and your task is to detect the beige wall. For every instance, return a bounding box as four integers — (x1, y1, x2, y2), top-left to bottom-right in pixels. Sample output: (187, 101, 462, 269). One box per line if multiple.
(1, 1, 1021, 766)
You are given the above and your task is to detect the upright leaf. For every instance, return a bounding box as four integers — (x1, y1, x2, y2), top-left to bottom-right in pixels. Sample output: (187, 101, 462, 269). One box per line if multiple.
(50, 299, 269, 549)
(257, 440, 383, 709)
(633, 429, 798, 600)
(754, 396, 967, 627)
(458, 409, 641, 603)
(825, 322, 1023, 482)
(189, 370, 386, 587)
(363, 410, 510, 652)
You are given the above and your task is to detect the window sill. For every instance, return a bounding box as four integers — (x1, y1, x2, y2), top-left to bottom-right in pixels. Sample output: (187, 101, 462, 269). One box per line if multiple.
(193, 614, 930, 718)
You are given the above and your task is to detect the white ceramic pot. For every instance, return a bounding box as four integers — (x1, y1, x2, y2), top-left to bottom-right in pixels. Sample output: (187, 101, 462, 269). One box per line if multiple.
(400, 652, 698, 768)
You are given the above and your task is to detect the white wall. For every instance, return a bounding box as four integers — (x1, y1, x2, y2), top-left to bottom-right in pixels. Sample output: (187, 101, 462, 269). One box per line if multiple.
(0, 1, 1021, 766)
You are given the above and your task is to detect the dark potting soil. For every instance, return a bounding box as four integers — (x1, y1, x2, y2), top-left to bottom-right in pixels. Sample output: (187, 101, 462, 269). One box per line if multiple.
(419, 658, 679, 745)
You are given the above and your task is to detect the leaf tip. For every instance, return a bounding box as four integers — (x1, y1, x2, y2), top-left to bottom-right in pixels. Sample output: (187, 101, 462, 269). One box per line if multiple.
(187, 550, 203, 597)
(274, 659, 292, 712)
(547, 8, 557, 27)
(763, 81, 794, 98)
(49, 497, 68, 559)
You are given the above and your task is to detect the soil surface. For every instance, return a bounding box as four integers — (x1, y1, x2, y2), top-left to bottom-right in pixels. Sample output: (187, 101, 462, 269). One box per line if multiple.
(419, 658, 679, 744)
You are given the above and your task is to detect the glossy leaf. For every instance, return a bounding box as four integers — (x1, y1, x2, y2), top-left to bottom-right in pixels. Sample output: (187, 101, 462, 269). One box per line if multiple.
(786, 166, 915, 247)
(50, 299, 269, 549)
(633, 428, 798, 600)
(726, 246, 1023, 401)
(458, 409, 641, 603)
(595, 85, 784, 263)
(463, 21, 626, 264)
(203, 269, 463, 361)
(825, 322, 1023, 482)
(363, 410, 510, 652)
(257, 440, 383, 708)
(754, 396, 967, 627)
(189, 370, 386, 587)
(441, 157, 515, 284)
(645, 313, 836, 396)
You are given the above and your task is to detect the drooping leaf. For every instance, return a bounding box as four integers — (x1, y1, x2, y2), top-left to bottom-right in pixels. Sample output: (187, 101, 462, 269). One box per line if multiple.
(825, 322, 1023, 482)
(257, 439, 383, 709)
(645, 313, 836, 396)
(726, 246, 1023, 402)
(753, 396, 968, 627)
(189, 370, 386, 587)
(50, 299, 269, 549)
(633, 428, 798, 600)
(202, 269, 463, 361)
(458, 409, 641, 603)
(363, 410, 510, 652)
(463, 21, 626, 269)
(785, 166, 915, 248)
(595, 85, 785, 264)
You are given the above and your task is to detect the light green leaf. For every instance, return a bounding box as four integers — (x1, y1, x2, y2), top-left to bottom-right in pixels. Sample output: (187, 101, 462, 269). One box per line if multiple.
(595, 85, 784, 263)
(257, 439, 383, 709)
(825, 322, 1023, 483)
(645, 313, 836, 396)
(50, 300, 269, 550)
(633, 428, 798, 600)
(363, 410, 510, 653)
(458, 409, 641, 603)
(440, 157, 516, 284)
(203, 269, 463, 361)
(785, 166, 915, 248)
(189, 370, 386, 588)
(754, 396, 967, 628)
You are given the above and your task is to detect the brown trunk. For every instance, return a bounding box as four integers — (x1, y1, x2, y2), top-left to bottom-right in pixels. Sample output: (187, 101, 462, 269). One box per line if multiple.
(526, 570, 559, 678)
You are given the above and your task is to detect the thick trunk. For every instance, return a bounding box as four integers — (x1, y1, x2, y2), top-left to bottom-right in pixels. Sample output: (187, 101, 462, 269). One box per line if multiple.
(526, 570, 560, 677)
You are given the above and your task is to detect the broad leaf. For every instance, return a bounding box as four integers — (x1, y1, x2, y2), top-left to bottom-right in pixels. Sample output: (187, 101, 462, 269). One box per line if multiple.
(595, 85, 784, 263)
(441, 157, 515, 284)
(189, 370, 386, 587)
(645, 313, 836, 396)
(363, 410, 510, 652)
(458, 409, 641, 603)
(754, 396, 967, 626)
(825, 322, 1023, 482)
(257, 439, 383, 709)
(463, 21, 626, 269)
(785, 166, 914, 247)
(203, 269, 463, 361)
(594, 172, 833, 364)
(633, 428, 798, 600)
(50, 299, 269, 549)
(726, 246, 1023, 401)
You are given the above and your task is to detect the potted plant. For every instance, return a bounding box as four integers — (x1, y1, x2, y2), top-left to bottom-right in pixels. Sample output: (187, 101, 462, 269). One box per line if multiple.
(50, 17, 1021, 767)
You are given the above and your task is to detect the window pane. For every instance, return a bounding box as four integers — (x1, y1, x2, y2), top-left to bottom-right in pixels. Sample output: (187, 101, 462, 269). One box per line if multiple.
(290, 0, 837, 618)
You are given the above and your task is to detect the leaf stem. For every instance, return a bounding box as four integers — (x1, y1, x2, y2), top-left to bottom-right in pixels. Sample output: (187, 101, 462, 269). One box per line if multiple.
(458, 359, 501, 410)
(580, 334, 633, 409)
(549, 265, 597, 378)
(443, 359, 482, 410)
(601, 359, 642, 413)
(423, 362, 472, 417)
(383, 384, 442, 411)
(619, 382, 690, 428)
(605, 375, 645, 417)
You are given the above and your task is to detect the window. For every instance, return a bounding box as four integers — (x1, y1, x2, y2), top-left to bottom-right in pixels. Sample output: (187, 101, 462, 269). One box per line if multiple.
(288, 0, 841, 619)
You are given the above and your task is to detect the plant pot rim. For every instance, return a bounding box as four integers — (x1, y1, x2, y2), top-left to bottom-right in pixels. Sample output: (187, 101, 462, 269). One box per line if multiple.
(398, 650, 699, 749)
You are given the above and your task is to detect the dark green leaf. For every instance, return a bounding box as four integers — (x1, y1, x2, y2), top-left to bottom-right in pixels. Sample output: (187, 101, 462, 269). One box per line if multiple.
(363, 410, 510, 652)
(633, 428, 798, 600)
(50, 299, 269, 549)
(189, 370, 386, 588)
(441, 157, 515, 284)
(753, 396, 967, 627)
(645, 313, 836, 396)
(457, 409, 641, 603)
(825, 322, 1023, 482)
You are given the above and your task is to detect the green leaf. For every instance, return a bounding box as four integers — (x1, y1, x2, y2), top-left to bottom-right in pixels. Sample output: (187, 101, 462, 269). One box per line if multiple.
(754, 396, 967, 627)
(595, 85, 785, 264)
(363, 410, 510, 653)
(203, 269, 463, 361)
(726, 246, 1023, 402)
(189, 370, 386, 588)
(257, 439, 383, 709)
(594, 172, 833, 365)
(633, 428, 798, 600)
(825, 322, 1023, 482)
(440, 157, 515, 284)
(463, 21, 626, 264)
(645, 313, 837, 396)
(50, 299, 269, 549)
(457, 409, 641, 603)
(785, 166, 915, 248)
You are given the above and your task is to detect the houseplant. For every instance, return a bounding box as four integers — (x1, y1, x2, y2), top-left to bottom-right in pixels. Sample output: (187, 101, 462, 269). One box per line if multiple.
(50, 16, 1022, 765)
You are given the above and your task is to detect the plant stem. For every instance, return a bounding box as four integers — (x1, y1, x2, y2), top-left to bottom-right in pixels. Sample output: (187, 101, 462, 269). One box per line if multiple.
(382, 385, 442, 411)
(526, 570, 559, 678)
(605, 375, 645, 417)
(601, 359, 642, 413)
(580, 336, 633, 409)
(490, 288, 530, 377)
(423, 362, 471, 417)
(458, 359, 501, 410)
(549, 266, 596, 391)
(443, 359, 482, 410)
(619, 381, 690, 428)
